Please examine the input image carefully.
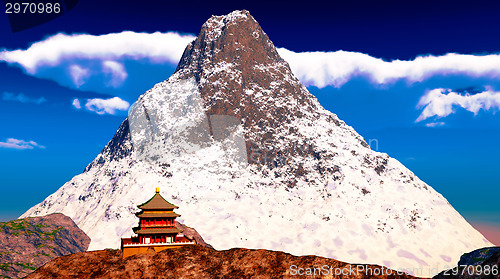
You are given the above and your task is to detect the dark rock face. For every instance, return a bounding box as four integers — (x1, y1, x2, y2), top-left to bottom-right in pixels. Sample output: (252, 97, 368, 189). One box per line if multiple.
(0, 213, 90, 279)
(458, 247, 500, 266)
(27, 245, 417, 279)
(433, 247, 500, 279)
(84, 119, 133, 173)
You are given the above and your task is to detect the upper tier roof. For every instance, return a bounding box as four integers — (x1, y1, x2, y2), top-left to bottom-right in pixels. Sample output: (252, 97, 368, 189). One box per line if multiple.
(137, 188, 179, 210)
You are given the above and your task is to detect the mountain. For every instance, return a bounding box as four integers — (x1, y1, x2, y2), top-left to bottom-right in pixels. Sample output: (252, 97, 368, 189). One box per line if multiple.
(21, 10, 492, 277)
(26, 245, 418, 279)
(0, 213, 89, 279)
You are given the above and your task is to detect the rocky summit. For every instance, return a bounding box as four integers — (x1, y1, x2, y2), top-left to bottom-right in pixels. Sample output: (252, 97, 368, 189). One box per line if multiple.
(0, 213, 90, 279)
(22, 10, 492, 277)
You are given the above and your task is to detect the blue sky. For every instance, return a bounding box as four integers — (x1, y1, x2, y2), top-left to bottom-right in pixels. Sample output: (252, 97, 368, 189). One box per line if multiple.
(0, 0, 499, 237)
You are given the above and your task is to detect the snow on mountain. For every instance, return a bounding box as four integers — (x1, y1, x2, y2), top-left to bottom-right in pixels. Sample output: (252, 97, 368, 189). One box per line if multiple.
(22, 10, 492, 277)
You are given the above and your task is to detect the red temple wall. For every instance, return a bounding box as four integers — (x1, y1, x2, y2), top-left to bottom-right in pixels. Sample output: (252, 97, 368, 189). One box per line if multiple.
(140, 218, 175, 227)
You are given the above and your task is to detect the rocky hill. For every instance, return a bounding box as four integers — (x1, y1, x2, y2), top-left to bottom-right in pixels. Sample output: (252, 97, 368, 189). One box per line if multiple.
(433, 247, 500, 279)
(0, 213, 89, 279)
(27, 245, 419, 279)
(22, 10, 492, 277)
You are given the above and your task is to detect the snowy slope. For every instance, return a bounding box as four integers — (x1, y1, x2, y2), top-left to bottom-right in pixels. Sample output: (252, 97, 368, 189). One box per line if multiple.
(22, 10, 492, 277)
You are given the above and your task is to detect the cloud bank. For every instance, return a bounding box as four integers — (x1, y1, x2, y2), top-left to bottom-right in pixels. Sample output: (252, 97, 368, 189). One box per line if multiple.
(0, 138, 45, 150)
(3, 92, 46, 104)
(0, 31, 195, 73)
(0, 31, 195, 89)
(4, 31, 500, 90)
(277, 48, 500, 88)
(73, 97, 130, 115)
(416, 88, 500, 122)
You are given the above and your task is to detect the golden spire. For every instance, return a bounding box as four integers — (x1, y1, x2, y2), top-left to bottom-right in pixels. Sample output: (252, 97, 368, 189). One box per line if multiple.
(156, 187, 159, 193)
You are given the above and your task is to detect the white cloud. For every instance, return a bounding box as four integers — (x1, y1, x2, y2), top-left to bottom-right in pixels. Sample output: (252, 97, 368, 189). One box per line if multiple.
(0, 31, 195, 74)
(425, 122, 445, 127)
(3, 92, 46, 104)
(72, 97, 129, 115)
(84, 97, 130, 115)
(416, 88, 500, 122)
(277, 48, 500, 88)
(72, 98, 81, 109)
(69, 65, 89, 87)
(102, 60, 127, 87)
(0, 138, 45, 150)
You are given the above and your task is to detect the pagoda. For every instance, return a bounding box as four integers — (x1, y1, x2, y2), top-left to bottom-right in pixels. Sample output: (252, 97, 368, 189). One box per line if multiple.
(121, 187, 196, 257)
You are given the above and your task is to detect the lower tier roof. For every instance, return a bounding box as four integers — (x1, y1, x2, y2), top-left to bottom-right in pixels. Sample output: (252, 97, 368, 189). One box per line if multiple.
(135, 228, 182, 235)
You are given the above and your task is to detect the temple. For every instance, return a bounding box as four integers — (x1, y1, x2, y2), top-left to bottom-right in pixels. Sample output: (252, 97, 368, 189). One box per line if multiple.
(121, 187, 196, 257)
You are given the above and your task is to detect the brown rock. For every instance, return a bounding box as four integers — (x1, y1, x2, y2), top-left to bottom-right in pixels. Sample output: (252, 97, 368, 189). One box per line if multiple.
(27, 245, 421, 279)
(175, 221, 213, 249)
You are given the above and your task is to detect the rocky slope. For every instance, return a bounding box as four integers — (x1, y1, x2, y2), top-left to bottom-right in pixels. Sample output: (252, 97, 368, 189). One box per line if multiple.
(175, 221, 212, 249)
(21, 10, 492, 277)
(0, 213, 89, 279)
(26, 245, 418, 279)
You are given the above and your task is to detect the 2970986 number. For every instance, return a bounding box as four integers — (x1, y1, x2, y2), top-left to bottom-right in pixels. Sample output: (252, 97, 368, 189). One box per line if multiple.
(442, 264, 498, 276)
(5, 2, 61, 14)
